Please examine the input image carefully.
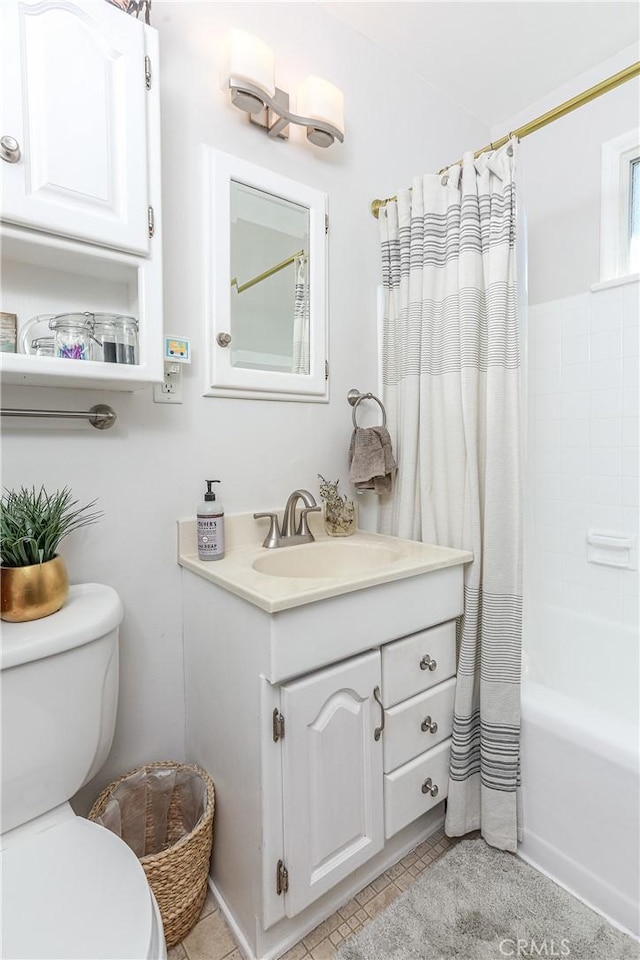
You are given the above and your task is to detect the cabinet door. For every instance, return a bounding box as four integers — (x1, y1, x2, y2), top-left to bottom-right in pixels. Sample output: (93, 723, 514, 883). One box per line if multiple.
(280, 651, 384, 918)
(0, 0, 150, 254)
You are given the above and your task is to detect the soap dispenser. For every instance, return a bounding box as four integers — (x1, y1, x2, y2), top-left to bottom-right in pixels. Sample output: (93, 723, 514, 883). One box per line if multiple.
(197, 480, 225, 561)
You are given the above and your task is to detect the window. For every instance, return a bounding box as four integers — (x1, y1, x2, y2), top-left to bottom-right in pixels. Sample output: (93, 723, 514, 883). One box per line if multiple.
(600, 129, 640, 281)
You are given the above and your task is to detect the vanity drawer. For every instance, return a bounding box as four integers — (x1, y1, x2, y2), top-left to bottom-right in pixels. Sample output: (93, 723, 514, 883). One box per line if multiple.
(383, 676, 456, 774)
(381, 621, 456, 707)
(384, 738, 451, 839)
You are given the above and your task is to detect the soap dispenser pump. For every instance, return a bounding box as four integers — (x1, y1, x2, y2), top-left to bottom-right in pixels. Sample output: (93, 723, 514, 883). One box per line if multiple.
(197, 480, 225, 561)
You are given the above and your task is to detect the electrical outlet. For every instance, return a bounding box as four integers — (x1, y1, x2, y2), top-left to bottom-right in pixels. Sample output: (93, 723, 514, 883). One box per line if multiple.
(153, 363, 183, 404)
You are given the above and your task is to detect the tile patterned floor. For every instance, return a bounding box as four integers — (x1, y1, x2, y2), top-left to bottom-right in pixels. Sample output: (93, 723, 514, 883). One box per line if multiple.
(167, 829, 456, 960)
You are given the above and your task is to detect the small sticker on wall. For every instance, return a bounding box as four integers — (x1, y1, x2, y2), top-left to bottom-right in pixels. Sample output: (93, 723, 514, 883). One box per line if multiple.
(164, 337, 191, 363)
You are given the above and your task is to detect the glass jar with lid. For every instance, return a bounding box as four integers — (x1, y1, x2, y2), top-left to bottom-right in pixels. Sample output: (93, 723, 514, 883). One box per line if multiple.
(115, 316, 139, 365)
(31, 336, 55, 357)
(49, 313, 94, 360)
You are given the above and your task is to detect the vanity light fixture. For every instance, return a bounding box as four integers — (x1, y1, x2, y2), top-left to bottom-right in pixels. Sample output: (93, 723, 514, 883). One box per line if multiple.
(224, 29, 345, 148)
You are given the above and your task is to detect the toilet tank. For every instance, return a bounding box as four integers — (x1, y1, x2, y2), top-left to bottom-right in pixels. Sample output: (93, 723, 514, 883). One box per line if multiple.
(1, 583, 123, 834)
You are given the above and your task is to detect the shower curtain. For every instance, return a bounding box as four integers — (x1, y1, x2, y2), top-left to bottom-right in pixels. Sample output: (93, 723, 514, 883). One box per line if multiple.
(378, 144, 523, 850)
(292, 255, 310, 375)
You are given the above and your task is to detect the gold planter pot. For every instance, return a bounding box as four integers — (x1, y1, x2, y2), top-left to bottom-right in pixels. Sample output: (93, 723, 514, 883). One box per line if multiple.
(0, 556, 69, 622)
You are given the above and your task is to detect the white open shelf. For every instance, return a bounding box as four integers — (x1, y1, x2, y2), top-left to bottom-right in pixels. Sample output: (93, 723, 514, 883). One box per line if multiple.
(1, 223, 163, 391)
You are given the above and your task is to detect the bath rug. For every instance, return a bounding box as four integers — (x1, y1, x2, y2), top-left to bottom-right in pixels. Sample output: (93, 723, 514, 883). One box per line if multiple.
(336, 838, 638, 960)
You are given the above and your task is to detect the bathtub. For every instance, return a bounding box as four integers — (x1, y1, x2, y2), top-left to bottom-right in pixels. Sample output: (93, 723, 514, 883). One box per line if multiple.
(520, 605, 640, 938)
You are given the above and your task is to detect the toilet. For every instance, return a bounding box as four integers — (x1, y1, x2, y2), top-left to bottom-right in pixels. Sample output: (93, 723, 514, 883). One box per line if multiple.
(0, 583, 167, 960)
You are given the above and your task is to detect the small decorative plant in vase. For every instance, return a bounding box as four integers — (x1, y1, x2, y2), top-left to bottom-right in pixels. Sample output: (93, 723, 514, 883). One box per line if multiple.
(317, 475, 357, 538)
(0, 485, 102, 622)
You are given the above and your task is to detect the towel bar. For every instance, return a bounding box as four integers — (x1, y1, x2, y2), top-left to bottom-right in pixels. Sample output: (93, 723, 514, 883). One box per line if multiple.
(347, 388, 387, 429)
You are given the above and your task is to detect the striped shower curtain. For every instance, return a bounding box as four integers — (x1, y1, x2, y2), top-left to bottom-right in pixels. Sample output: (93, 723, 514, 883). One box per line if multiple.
(378, 144, 523, 850)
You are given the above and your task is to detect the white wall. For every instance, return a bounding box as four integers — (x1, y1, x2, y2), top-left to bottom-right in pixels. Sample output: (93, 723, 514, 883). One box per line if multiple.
(0, 1, 488, 810)
(492, 45, 640, 305)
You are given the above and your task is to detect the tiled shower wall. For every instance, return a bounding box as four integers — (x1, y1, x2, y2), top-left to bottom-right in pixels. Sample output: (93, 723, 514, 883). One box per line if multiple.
(526, 279, 639, 627)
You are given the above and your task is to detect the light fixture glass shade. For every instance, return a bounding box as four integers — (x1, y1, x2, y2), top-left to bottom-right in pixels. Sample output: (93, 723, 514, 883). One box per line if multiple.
(297, 76, 344, 135)
(226, 29, 275, 98)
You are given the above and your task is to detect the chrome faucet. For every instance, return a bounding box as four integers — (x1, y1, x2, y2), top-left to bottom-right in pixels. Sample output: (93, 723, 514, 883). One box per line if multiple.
(254, 489, 321, 548)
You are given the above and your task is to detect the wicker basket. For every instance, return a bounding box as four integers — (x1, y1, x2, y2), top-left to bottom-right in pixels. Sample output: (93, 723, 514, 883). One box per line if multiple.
(88, 761, 215, 947)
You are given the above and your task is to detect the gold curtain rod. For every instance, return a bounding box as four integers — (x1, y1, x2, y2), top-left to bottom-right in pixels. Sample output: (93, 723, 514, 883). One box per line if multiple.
(231, 249, 305, 294)
(370, 60, 640, 219)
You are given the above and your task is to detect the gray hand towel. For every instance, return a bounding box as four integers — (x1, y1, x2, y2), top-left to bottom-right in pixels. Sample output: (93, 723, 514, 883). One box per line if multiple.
(348, 426, 397, 495)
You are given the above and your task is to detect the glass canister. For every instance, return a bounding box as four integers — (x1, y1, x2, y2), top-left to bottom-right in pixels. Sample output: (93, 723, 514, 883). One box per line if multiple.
(115, 316, 139, 365)
(91, 314, 119, 363)
(31, 336, 55, 357)
(49, 313, 94, 361)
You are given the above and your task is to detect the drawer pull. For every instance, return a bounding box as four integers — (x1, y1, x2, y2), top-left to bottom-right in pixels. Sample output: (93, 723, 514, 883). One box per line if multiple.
(420, 655, 437, 672)
(421, 715, 438, 734)
(373, 685, 385, 742)
(421, 777, 439, 797)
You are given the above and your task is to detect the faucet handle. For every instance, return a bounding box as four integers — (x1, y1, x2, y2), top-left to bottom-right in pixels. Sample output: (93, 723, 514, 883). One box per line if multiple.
(298, 505, 321, 537)
(253, 512, 281, 549)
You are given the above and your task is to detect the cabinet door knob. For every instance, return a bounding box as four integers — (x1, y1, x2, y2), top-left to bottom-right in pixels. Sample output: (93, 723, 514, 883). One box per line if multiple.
(421, 777, 439, 797)
(419, 654, 437, 671)
(421, 715, 438, 734)
(216, 332, 232, 347)
(1, 135, 21, 164)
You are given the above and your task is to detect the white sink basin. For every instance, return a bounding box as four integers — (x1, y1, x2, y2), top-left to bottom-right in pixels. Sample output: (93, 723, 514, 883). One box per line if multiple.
(252, 540, 402, 579)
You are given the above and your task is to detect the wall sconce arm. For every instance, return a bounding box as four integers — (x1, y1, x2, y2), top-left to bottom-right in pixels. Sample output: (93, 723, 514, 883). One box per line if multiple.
(229, 79, 344, 146)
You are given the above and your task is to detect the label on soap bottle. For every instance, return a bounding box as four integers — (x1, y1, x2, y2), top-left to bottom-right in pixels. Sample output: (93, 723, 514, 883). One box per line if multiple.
(197, 514, 225, 561)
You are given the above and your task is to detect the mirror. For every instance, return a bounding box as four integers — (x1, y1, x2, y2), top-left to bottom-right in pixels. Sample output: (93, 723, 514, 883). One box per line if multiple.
(203, 148, 328, 401)
(230, 181, 309, 375)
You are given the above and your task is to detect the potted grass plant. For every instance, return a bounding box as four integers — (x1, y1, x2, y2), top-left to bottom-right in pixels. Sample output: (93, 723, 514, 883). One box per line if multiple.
(0, 485, 102, 622)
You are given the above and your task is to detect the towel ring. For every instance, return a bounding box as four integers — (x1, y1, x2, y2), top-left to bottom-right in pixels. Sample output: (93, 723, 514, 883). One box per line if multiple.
(347, 388, 387, 429)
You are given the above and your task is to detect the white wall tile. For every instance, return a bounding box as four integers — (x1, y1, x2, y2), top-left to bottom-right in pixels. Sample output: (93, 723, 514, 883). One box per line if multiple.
(590, 418, 622, 447)
(590, 329, 622, 361)
(560, 500, 589, 528)
(622, 478, 639, 507)
(622, 447, 639, 477)
(623, 325, 639, 356)
(561, 447, 590, 475)
(623, 387, 638, 416)
(590, 447, 622, 477)
(562, 474, 590, 501)
(590, 475, 622, 504)
(591, 388, 623, 418)
(590, 359, 623, 390)
(562, 335, 589, 365)
(562, 363, 589, 392)
(588, 587, 622, 621)
(562, 391, 590, 419)
(622, 595, 639, 627)
(623, 355, 639, 388)
(622, 417, 639, 447)
(590, 288, 622, 332)
(589, 503, 624, 530)
(527, 285, 638, 631)
(562, 418, 589, 447)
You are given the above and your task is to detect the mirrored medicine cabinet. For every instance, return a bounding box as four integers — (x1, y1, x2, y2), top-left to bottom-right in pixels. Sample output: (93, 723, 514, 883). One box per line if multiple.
(203, 147, 328, 401)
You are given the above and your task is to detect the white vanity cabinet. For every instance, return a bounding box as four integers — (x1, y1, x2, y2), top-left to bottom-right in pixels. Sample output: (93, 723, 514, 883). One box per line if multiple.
(181, 543, 468, 960)
(1, 0, 153, 255)
(0, 0, 163, 390)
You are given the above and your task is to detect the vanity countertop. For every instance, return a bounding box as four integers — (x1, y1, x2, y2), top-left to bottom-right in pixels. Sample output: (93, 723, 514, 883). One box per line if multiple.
(177, 513, 472, 613)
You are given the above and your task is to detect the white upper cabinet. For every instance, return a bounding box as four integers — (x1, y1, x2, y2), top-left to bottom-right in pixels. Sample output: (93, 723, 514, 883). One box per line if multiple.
(1, 0, 151, 255)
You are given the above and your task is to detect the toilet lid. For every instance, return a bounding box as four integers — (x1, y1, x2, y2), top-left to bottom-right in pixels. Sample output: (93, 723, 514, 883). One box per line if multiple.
(2, 817, 157, 960)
